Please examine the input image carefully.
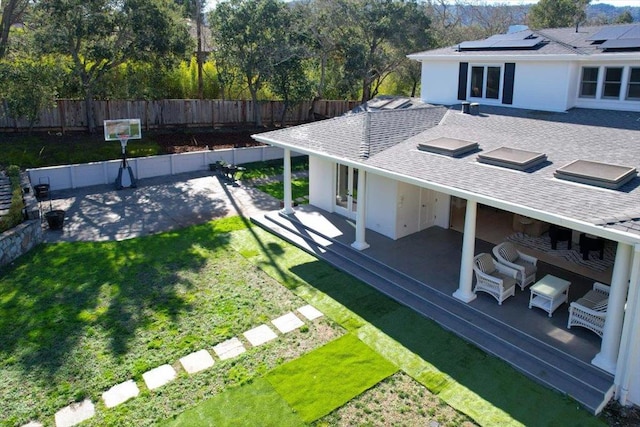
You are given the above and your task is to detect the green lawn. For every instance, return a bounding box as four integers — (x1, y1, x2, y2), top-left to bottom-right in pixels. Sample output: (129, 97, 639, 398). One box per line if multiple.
(0, 217, 341, 426)
(266, 333, 397, 422)
(0, 216, 607, 426)
(256, 178, 309, 203)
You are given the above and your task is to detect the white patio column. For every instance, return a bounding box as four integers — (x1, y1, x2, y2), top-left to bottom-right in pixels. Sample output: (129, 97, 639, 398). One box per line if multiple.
(615, 244, 640, 405)
(351, 170, 369, 250)
(280, 148, 294, 215)
(593, 242, 632, 373)
(454, 199, 477, 303)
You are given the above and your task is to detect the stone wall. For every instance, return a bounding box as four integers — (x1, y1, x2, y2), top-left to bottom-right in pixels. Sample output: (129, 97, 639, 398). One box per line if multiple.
(0, 220, 43, 268)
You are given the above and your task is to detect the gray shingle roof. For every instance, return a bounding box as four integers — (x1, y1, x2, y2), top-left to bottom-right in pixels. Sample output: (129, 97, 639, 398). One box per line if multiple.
(409, 24, 640, 58)
(256, 105, 447, 162)
(255, 104, 640, 238)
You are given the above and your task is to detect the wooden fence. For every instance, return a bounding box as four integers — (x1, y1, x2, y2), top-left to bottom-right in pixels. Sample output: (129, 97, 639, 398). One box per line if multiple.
(0, 99, 360, 132)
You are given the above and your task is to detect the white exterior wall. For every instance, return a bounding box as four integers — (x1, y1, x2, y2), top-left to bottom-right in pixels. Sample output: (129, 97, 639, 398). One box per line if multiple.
(309, 156, 335, 212)
(396, 181, 422, 239)
(627, 323, 640, 405)
(365, 177, 452, 240)
(28, 146, 296, 191)
(511, 62, 573, 112)
(419, 56, 640, 113)
(421, 61, 462, 105)
(366, 174, 398, 239)
(420, 59, 574, 112)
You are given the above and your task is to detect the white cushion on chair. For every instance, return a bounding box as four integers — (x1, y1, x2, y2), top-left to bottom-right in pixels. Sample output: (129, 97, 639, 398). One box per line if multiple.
(499, 243, 519, 263)
(475, 253, 495, 274)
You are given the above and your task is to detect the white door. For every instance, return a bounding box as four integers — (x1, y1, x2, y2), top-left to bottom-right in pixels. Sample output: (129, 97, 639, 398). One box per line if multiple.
(419, 188, 435, 230)
(335, 164, 358, 219)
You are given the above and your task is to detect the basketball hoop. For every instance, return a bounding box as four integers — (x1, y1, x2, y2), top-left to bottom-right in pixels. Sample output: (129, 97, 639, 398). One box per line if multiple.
(103, 119, 141, 190)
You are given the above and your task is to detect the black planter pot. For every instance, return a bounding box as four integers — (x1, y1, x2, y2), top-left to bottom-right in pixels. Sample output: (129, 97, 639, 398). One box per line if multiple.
(45, 209, 65, 230)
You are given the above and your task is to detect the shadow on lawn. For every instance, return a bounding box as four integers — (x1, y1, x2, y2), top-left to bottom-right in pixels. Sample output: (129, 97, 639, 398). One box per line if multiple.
(0, 224, 231, 380)
(289, 259, 601, 426)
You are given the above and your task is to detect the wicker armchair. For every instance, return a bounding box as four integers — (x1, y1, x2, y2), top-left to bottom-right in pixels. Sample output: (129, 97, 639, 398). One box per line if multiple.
(493, 242, 538, 290)
(472, 253, 518, 305)
(567, 282, 610, 338)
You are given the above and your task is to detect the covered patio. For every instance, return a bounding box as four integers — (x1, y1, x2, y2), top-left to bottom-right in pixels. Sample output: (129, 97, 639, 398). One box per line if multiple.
(252, 204, 615, 413)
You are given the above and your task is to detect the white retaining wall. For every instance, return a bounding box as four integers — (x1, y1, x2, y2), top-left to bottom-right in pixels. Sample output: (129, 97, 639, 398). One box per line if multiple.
(28, 146, 300, 191)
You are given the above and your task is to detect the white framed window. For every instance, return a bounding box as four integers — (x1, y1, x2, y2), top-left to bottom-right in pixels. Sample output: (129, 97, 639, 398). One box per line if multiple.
(602, 67, 623, 99)
(627, 67, 640, 100)
(578, 65, 640, 103)
(469, 65, 501, 100)
(579, 67, 599, 98)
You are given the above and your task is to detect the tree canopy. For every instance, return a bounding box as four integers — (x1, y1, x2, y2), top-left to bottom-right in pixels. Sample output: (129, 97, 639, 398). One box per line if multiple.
(528, 0, 591, 29)
(31, 0, 191, 132)
(0, 0, 636, 131)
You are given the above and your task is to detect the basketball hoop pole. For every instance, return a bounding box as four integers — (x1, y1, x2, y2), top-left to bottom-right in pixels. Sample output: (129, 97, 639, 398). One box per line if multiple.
(119, 135, 129, 168)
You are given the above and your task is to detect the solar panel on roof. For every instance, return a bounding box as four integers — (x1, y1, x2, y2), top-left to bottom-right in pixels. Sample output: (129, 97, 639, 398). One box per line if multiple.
(621, 25, 640, 39)
(600, 39, 640, 49)
(486, 30, 534, 41)
(382, 99, 411, 110)
(587, 25, 635, 41)
(367, 99, 392, 108)
(491, 39, 542, 49)
(459, 40, 495, 49)
(458, 33, 541, 50)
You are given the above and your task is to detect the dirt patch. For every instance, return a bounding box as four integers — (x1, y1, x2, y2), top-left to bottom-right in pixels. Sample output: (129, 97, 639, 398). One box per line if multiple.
(602, 401, 640, 426)
(151, 128, 271, 154)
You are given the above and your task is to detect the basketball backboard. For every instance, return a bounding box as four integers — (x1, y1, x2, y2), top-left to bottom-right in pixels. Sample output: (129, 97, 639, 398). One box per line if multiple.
(104, 119, 142, 141)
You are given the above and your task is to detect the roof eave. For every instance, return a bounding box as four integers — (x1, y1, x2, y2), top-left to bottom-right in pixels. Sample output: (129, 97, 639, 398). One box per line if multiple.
(408, 52, 640, 62)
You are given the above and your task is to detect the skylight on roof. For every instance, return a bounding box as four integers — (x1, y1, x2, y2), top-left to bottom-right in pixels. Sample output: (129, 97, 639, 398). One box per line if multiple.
(477, 147, 547, 171)
(554, 160, 637, 190)
(418, 137, 478, 157)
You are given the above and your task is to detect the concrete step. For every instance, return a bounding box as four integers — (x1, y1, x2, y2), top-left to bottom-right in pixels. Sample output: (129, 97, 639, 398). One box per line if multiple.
(252, 211, 613, 414)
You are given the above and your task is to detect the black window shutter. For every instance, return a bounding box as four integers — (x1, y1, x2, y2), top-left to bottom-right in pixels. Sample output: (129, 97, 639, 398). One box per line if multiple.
(457, 62, 468, 101)
(503, 63, 516, 105)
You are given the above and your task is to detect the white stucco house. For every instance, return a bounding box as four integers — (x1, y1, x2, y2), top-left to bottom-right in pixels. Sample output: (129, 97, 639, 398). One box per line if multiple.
(253, 23, 640, 413)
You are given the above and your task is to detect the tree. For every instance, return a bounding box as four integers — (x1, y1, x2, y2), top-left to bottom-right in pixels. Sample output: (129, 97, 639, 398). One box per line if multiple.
(615, 10, 634, 24)
(295, 0, 340, 99)
(528, 0, 591, 30)
(0, 0, 30, 58)
(32, 0, 191, 133)
(209, 0, 293, 126)
(324, 0, 431, 103)
(0, 57, 61, 133)
(175, 0, 207, 99)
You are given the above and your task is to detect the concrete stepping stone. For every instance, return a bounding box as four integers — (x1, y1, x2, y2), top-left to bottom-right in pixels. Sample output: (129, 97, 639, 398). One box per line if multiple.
(298, 304, 323, 321)
(142, 364, 177, 390)
(179, 349, 215, 374)
(271, 312, 304, 333)
(213, 337, 246, 360)
(102, 379, 140, 408)
(54, 399, 95, 427)
(21, 422, 43, 427)
(243, 324, 278, 347)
